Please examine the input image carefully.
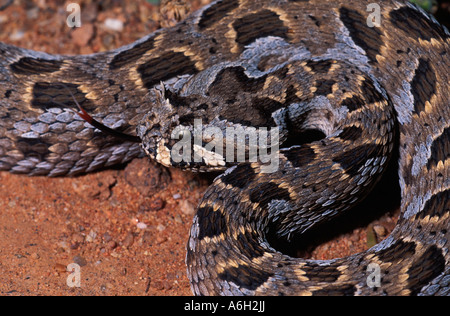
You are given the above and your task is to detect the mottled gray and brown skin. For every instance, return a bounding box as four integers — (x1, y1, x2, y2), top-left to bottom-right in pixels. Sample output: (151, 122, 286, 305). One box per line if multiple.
(0, 0, 449, 295)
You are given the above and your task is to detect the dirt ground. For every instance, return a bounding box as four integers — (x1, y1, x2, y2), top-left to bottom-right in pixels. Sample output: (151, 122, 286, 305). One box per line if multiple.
(0, 0, 446, 296)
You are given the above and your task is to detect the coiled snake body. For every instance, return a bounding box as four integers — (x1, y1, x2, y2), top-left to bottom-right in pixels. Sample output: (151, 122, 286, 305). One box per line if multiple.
(0, 0, 449, 295)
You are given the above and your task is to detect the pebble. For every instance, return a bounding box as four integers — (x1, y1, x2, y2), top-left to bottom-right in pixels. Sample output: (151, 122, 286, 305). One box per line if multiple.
(174, 214, 183, 224)
(104, 18, 124, 32)
(72, 233, 85, 244)
(156, 236, 168, 245)
(58, 241, 69, 252)
(30, 253, 40, 260)
(26, 7, 39, 19)
(73, 255, 87, 267)
(103, 232, 113, 242)
(100, 283, 114, 291)
(373, 225, 387, 238)
(106, 240, 117, 250)
(179, 199, 196, 216)
(139, 198, 165, 212)
(110, 252, 121, 258)
(122, 233, 134, 248)
(9, 30, 24, 41)
(152, 280, 165, 291)
(137, 222, 148, 230)
(101, 33, 116, 50)
(141, 231, 152, 244)
(86, 230, 97, 242)
(54, 263, 67, 273)
(124, 158, 170, 196)
(151, 279, 172, 291)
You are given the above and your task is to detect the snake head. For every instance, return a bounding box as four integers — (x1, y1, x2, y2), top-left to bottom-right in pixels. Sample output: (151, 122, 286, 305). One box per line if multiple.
(137, 84, 182, 166)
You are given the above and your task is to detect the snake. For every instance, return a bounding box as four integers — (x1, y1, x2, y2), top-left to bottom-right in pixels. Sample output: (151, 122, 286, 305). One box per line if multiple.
(0, 0, 448, 296)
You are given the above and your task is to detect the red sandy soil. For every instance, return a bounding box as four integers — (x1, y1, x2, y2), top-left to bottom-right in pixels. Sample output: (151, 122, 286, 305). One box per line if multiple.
(2, 0, 440, 296)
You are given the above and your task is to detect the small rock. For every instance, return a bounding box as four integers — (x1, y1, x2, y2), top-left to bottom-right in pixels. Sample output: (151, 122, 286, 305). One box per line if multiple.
(86, 230, 97, 242)
(26, 7, 39, 19)
(110, 252, 121, 258)
(174, 214, 183, 224)
(73, 255, 87, 267)
(105, 282, 114, 290)
(73, 173, 117, 201)
(139, 198, 165, 212)
(152, 280, 165, 291)
(137, 222, 148, 230)
(373, 225, 387, 238)
(103, 232, 113, 243)
(122, 233, 134, 248)
(141, 231, 152, 244)
(124, 159, 170, 196)
(30, 253, 40, 260)
(9, 30, 24, 41)
(72, 233, 85, 244)
(101, 33, 115, 50)
(54, 263, 67, 273)
(106, 240, 117, 250)
(104, 18, 124, 32)
(163, 281, 173, 290)
(179, 199, 196, 216)
(156, 235, 168, 245)
(150, 198, 165, 211)
(58, 241, 69, 252)
(70, 242, 80, 250)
